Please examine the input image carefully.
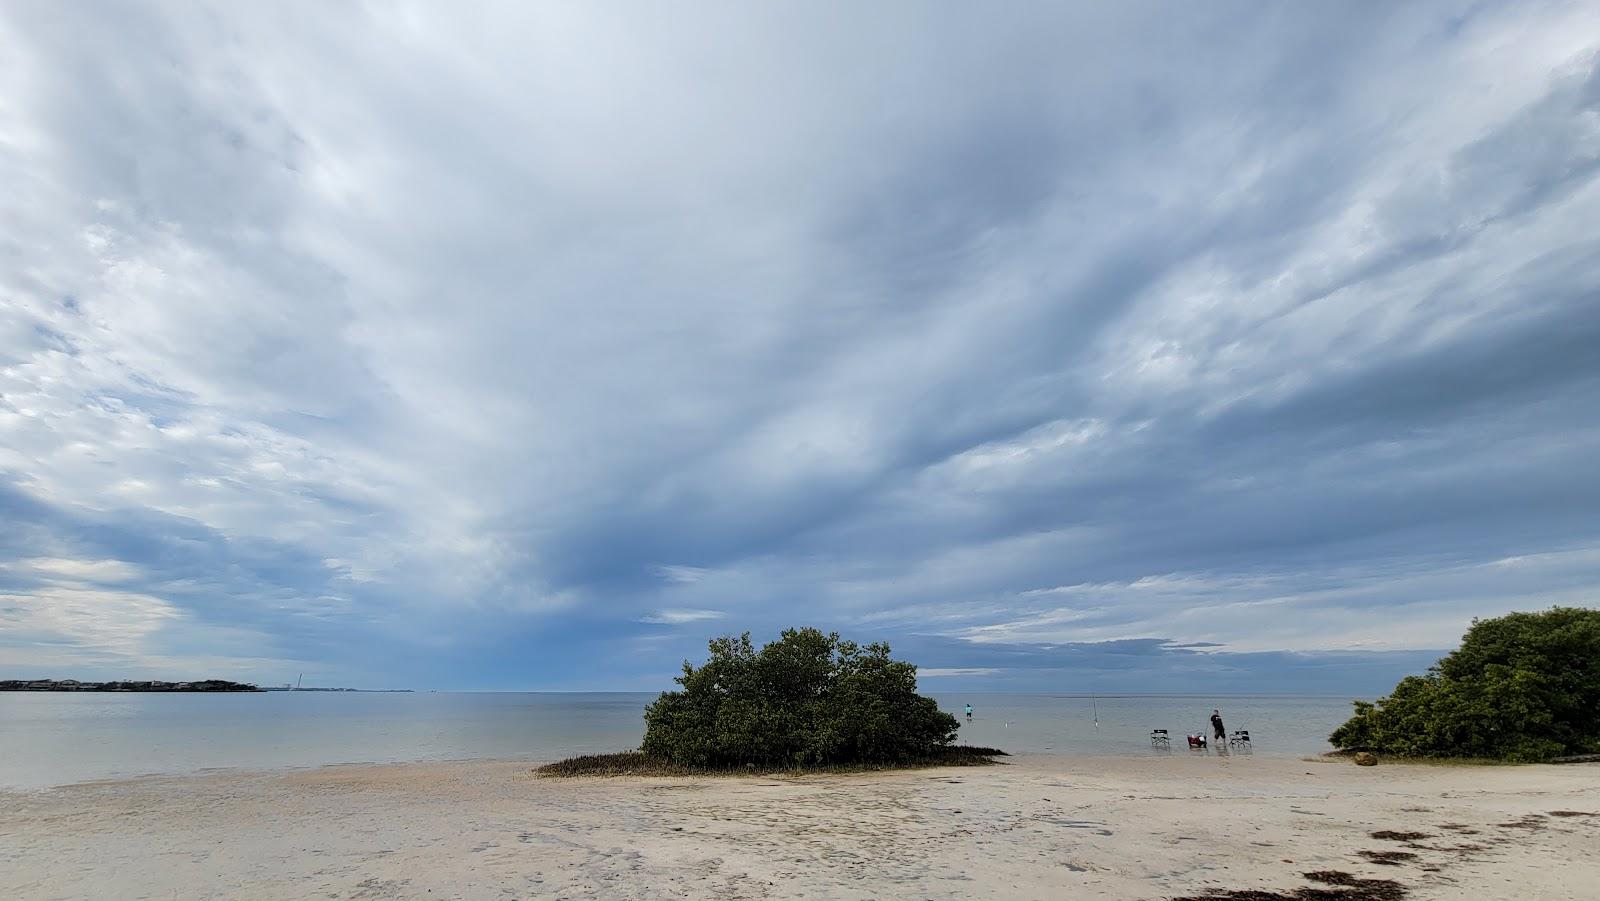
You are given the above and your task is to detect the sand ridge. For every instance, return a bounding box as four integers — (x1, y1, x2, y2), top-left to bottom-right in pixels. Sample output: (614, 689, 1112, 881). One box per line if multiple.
(1, 754, 1595, 899)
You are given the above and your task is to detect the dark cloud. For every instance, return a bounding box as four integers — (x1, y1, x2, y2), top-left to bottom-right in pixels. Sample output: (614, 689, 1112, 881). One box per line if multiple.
(2, 2, 1597, 688)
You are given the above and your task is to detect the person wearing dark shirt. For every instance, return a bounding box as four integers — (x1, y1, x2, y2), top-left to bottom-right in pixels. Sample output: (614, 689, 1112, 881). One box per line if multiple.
(1210, 709, 1226, 743)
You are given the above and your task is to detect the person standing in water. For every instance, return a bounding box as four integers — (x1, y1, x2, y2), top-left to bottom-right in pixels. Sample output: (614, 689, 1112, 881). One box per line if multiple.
(964, 703, 973, 722)
(1210, 709, 1226, 744)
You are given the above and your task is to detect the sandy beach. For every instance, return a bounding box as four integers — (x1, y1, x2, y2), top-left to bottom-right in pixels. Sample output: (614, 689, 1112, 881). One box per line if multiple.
(1, 755, 1595, 900)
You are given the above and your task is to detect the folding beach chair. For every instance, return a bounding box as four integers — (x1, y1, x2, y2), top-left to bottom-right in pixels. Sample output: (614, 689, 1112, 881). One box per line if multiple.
(1151, 728, 1170, 748)
(1228, 730, 1251, 749)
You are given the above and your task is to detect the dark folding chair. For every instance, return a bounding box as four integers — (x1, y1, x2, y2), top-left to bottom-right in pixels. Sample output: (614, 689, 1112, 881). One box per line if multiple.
(1228, 730, 1252, 749)
(1151, 728, 1170, 748)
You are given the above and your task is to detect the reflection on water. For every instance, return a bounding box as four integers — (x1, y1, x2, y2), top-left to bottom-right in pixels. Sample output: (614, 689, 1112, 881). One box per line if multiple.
(0, 690, 1354, 789)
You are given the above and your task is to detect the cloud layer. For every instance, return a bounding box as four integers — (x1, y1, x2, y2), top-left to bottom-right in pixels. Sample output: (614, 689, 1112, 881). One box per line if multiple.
(3, 2, 1598, 690)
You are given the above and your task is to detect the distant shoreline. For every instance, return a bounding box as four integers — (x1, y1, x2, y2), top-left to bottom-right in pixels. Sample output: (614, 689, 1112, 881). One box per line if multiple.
(1, 679, 259, 693)
(0, 680, 416, 693)
(258, 687, 414, 692)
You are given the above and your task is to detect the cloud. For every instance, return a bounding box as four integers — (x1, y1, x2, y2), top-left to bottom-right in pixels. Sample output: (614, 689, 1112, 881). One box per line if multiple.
(2, 557, 141, 585)
(917, 668, 1002, 679)
(639, 609, 726, 626)
(654, 566, 709, 585)
(1, 2, 1597, 689)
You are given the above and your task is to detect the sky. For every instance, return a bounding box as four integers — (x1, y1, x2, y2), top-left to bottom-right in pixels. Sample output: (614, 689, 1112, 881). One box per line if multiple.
(2, 2, 1598, 693)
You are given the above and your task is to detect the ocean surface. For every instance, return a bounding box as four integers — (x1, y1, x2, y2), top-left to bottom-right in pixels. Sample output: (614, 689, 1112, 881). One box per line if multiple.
(0, 691, 1359, 790)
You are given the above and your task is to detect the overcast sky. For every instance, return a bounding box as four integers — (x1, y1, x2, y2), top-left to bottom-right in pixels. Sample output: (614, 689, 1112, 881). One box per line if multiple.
(3, 2, 1598, 692)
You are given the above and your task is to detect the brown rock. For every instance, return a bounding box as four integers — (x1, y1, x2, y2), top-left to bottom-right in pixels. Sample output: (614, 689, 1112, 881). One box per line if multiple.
(1354, 752, 1379, 767)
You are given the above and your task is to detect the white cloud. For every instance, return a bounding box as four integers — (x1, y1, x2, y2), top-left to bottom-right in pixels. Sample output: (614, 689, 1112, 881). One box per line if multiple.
(4, 557, 140, 584)
(918, 668, 1002, 678)
(655, 565, 709, 585)
(639, 609, 726, 625)
(0, 586, 179, 656)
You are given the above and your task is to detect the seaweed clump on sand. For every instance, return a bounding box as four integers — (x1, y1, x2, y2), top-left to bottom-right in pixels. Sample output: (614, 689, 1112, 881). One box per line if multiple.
(1357, 850, 1418, 866)
(1172, 870, 1407, 901)
(537, 745, 1007, 777)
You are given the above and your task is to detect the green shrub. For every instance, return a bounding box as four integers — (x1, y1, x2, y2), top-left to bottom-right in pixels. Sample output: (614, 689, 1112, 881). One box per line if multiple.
(1330, 607, 1600, 762)
(641, 627, 961, 767)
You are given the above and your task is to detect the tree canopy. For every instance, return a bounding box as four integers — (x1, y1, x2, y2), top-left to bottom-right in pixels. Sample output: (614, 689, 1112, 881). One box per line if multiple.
(641, 627, 960, 768)
(1329, 607, 1600, 762)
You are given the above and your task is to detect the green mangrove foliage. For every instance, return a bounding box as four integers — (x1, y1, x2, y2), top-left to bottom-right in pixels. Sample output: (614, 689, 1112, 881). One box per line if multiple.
(1330, 607, 1600, 762)
(642, 628, 961, 767)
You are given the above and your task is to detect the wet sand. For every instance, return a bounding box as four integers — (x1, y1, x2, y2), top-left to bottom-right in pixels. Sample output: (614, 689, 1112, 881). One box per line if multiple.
(1, 754, 1595, 899)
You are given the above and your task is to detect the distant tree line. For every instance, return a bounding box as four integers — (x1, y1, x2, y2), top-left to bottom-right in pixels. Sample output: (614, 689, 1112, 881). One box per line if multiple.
(0, 679, 260, 692)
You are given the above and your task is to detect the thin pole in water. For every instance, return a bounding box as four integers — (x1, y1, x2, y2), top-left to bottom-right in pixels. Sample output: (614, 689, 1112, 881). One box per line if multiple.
(1092, 694, 1099, 728)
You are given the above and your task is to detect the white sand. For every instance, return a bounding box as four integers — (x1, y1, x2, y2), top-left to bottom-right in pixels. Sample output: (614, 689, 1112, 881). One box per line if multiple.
(1, 754, 1595, 899)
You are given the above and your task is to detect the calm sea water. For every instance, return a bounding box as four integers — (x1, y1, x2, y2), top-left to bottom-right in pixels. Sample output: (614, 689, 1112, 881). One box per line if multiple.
(0, 691, 1357, 790)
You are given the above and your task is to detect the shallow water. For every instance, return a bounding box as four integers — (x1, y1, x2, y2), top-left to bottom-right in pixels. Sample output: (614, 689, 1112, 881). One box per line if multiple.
(0, 690, 1356, 789)
(934, 692, 1352, 759)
